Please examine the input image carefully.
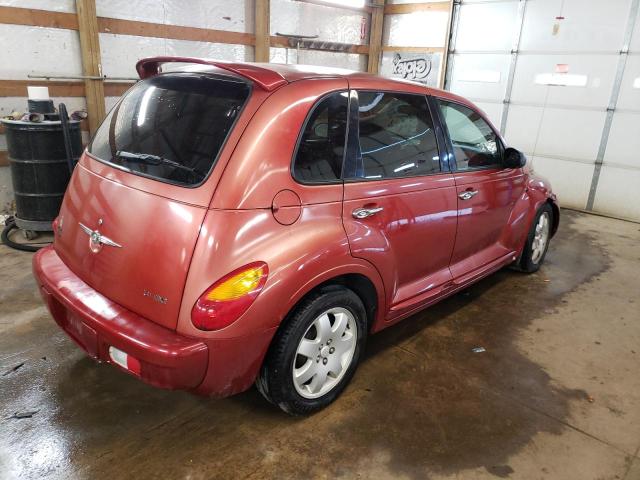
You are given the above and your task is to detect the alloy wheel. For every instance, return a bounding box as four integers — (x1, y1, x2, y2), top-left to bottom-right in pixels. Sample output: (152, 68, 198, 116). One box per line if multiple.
(531, 211, 550, 264)
(292, 307, 358, 399)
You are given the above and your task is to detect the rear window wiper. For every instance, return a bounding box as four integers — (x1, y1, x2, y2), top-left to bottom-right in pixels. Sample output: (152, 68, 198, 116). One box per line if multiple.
(115, 150, 202, 178)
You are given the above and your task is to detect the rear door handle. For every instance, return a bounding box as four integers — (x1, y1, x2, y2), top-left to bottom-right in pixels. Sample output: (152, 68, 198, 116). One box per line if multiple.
(458, 190, 479, 200)
(352, 206, 383, 219)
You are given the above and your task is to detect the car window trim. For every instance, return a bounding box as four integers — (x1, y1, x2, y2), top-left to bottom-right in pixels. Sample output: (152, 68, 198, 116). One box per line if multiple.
(290, 89, 349, 186)
(343, 89, 450, 184)
(432, 96, 505, 174)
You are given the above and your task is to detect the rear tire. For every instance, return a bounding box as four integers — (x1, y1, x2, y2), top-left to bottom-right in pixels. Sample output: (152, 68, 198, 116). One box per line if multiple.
(257, 286, 367, 415)
(519, 203, 553, 273)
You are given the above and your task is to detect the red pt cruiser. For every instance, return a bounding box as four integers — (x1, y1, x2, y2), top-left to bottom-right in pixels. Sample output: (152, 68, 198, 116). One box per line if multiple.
(33, 57, 558, 414)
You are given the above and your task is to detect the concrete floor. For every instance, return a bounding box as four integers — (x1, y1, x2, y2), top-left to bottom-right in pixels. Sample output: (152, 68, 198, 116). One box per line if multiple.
(0, 210, 639, 480)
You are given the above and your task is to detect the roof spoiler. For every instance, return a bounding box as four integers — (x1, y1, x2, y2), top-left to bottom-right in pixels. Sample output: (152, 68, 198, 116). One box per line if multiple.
(135, 56, 288, 91)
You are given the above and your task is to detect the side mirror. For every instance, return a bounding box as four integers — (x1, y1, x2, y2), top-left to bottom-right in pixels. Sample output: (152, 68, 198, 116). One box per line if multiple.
(503, 147, 527, 168)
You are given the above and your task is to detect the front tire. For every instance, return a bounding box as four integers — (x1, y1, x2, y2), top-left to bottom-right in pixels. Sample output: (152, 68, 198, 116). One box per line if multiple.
(519, 203, 553, 273)
(257, 286, 367, 415)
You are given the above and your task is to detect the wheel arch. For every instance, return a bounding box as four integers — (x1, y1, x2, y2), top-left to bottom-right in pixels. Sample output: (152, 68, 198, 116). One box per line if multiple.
(313, 273, 378, 332)
(278, 270, 383, 337)
(547, 198, 560, 237)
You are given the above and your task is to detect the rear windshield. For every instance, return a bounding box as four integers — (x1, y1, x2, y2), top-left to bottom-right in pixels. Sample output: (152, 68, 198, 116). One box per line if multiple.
(88, 72, 250, 187)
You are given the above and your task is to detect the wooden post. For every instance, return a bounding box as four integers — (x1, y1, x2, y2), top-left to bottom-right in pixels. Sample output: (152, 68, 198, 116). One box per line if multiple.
(255, 0, 270, 62)
(367, 1, 385, 74)
(75, 0, 105, 135)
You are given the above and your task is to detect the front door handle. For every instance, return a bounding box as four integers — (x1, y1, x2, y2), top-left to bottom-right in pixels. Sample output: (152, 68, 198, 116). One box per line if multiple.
(458, 190, 479, 201)
(352, 206, 383, 219)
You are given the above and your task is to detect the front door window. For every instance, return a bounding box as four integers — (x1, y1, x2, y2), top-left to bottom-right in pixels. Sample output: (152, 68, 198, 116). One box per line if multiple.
(437, 100, 501, 170)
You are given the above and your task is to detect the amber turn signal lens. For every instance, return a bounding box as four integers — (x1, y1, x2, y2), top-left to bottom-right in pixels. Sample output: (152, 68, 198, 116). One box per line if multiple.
(205, 266, 265, 301)
(191, 262, 268, 331)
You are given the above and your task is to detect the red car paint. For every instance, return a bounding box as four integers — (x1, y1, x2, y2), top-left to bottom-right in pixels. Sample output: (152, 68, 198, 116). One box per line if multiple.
(33, 57, 558, 397)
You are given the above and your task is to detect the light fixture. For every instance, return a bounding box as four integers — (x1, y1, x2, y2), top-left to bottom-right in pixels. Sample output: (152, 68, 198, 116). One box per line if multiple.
(534, 73, 588, 87)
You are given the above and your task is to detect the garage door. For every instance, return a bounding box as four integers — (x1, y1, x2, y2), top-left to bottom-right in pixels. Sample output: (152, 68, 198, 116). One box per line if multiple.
(445, 0, 640, 222)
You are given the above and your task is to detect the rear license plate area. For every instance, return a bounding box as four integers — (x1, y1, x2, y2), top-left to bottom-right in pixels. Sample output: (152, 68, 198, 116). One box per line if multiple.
(64, 310, 99, 358)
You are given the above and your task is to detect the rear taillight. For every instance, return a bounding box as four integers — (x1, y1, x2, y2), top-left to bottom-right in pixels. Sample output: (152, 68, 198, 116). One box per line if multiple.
(191, 262, 268, 331)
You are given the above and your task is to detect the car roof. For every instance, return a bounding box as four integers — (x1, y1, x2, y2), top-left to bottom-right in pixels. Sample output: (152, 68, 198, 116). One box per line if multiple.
(135, 56, 462, 102)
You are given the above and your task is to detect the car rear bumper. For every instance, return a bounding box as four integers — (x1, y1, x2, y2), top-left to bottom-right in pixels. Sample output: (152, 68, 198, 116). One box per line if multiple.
(32, 246, 209, 391)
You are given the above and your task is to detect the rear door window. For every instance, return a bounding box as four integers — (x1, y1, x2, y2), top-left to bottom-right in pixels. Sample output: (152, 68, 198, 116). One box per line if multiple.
(292, 91, 348, 183)
(346, 91, 441, 180)
(89, 72, 250, 187)
(437, 100, 501, 171)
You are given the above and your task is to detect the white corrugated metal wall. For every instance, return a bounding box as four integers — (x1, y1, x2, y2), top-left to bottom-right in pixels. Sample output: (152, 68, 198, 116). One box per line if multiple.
(445, 0, 640, 222)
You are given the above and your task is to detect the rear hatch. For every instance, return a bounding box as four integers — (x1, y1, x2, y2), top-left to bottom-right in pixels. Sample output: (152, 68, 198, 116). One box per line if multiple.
(54, 72, 251, 330)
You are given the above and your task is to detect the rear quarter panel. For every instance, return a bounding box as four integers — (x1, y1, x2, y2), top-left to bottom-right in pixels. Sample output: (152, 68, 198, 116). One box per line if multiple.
(176, 206, 385, 339)
(179, 205, 385, 397)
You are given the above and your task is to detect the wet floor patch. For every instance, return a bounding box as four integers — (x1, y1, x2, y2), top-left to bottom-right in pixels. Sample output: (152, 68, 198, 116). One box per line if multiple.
(320, 212, 612, 478)
(0, 211, 619, 479)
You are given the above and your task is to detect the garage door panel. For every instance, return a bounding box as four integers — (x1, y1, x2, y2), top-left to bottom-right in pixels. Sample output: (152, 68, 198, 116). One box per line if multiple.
(530, 156, 594, 209)
(510, 55, 618, 108)
(504, 107, 604, 161)
(616, 56, 640, 111)
(630, 4, 640, 52)
(603, 112, 640, 169)
(456, 1, 519, 52)
(473, 101, 503, 129)
(520, 0, 631, 53)
(519, 108, 605, 160)
(448, 54, 510, 101)
(593, 165, 640, 220)
(504, 105, 544, 153)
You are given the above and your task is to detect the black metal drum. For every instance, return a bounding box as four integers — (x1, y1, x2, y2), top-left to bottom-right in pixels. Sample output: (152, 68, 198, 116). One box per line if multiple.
(2, 119, 82, 231)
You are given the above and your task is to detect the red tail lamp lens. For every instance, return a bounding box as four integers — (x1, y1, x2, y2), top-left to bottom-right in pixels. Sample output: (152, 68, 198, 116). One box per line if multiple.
(191, 262, 268, 331)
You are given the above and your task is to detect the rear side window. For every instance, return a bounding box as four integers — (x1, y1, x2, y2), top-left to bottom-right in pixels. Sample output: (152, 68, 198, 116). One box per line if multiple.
(437, 100, 501, 170)
(89, 73, 250, 187)
(293, 91, 348, 183)
(348, 91, 440, 180)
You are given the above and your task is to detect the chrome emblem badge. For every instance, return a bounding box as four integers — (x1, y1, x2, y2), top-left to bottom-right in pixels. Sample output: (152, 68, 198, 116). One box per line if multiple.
(79, 222, 122, 253)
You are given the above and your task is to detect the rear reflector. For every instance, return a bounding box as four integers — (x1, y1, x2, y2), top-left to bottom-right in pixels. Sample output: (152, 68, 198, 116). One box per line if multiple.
(108, 346, 141, 375)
